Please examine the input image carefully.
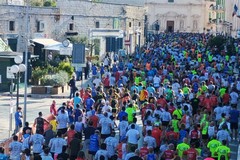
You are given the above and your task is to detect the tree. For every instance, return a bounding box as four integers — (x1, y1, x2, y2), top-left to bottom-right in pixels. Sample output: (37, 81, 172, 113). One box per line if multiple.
(69, 36, 88, 45)
(207, 35, 226, 53)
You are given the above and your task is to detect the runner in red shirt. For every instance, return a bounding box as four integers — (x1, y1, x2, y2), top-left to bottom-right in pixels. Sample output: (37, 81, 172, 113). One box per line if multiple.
(156, 95, 168, 108)
(168, 102, 176, 115)
(162, 143, 175, 160)
(198, 92, 206, 107)
(189, 125, 201, 144)
(222, 91, 230, 105)
(210, 92, 218, 108)
(166, 127, 179, 142)
(139, 141, 149, 158)
(89, 111, 99, 129)
(203, 95, 212, 112)
(183, 143, 199, 160)
(151, 124, 162, 148)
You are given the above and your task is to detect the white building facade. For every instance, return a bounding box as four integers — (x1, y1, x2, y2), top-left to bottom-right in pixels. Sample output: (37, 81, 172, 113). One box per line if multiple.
(0, 0, 239, 57)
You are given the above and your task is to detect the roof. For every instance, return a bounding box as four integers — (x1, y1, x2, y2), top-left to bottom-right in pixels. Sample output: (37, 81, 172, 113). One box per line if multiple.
(0, 51, 22, 58)
(0, 51, 38, 59)
(31, 38, 60, 47)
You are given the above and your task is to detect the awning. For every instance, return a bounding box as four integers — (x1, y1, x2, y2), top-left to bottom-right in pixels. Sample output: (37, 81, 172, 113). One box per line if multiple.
(31, 38, 60, 47)
(44, 43, 73, 51)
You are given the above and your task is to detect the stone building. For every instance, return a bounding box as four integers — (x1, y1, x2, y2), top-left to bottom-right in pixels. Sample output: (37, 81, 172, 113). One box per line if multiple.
(0, 0, 238, 57)
(0, 0, 145, 58)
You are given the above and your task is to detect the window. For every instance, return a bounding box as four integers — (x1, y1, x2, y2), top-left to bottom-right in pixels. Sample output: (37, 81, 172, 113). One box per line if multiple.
(138, 22, 141, 27)
(168, 0, 174, 2)
(69, 23, 74, 31)
(9, 21, 15, 31)
(129, 22, 132, 27)
(95, 21, 100, 28)
(209, 12, 212, 19)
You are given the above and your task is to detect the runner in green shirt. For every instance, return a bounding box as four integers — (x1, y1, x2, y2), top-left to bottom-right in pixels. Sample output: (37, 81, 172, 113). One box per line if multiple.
(176, 138, 190, 158)
(207, 136, 222, 158)
(201, 82, 208, 93)
(219, 87, 226, 98)
(215, 140, 230, 160)
(173, 106, 183, 121)
(134, 76, 140, 85)
(170, 115, 180, 133)
(125, 104, 135, 123)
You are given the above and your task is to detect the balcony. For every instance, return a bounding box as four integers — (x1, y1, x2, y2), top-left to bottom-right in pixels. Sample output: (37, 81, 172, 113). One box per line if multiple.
(210, 5, 225, 12)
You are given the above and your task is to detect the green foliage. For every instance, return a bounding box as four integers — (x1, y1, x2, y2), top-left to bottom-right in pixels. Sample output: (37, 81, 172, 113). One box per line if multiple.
(93, 39, 100, 55)
(41, 71, 69, 86)
(57, 61, 74, 78)
(69, 36, 88, 45)
(207, 35, 226, 52)
(207, 35, 236, 56)
(32, 67, 48, 85)
(30, 0, 43, 6)
(43, 1, 51, 6)
(46, 64, 58, 74)
(30, 0, 56, 7)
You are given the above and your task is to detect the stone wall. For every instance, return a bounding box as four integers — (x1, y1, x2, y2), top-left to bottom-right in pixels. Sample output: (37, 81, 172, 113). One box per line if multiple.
(0, 1, 145, 54)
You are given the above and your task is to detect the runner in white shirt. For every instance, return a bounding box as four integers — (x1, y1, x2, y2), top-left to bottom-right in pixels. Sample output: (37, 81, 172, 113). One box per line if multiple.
(230, 90, 239, 105)
(216, 125, 231, 143)
(214, 104, 223, 124)
(172, 80, 181, 95)
(98, 112, 113, 140)
(102, 101, 112, 113)
(222, 103, 231, 117)
(93, 77, 102, 87)
(9, 135, 22, 160)
(143, 130, 157, 149)
(104, 132, 118, 158)
(158, 84, 165, 96)
(48, 131, 67, 157)
(56, 109, 69, 134)
(109, 74, 116, 86)
(30, 130, 45, 154)
(126, 124, 140, 149)
(153, 75, 161, 89)
(95, 143, 109, 160)
(118, 116, 129, 141)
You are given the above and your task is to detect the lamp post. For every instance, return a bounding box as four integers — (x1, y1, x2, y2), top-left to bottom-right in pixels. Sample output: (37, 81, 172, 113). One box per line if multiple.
(10, 56, 26, 111)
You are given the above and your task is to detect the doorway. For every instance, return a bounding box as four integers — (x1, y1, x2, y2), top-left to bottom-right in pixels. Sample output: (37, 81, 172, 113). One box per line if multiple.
(166, 21, 174, 32)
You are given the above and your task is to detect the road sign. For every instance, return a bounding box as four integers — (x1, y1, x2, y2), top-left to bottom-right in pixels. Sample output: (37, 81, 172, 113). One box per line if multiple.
(125, 40, 131, 46)
(6, 67, 15, 79)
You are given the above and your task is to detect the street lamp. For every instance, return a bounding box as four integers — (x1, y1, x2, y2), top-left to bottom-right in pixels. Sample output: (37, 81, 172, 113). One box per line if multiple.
(10, 56, 26, 111)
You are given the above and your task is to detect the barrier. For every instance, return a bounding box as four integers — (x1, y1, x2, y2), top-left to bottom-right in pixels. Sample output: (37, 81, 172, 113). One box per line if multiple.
(0, 114, 54, 155)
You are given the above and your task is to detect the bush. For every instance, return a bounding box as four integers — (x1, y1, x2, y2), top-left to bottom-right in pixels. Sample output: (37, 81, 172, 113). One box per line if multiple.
(32, 67, 48, 85)
(46, 64, 58, 74)
(41, 71, 69, 87)
(43, 0, 56, 7)
(58, 61, 74, 78)
(43, 1, 51, 6)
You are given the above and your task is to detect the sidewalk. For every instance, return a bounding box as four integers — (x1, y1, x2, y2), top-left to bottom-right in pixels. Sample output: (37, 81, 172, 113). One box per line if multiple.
(0, 78, 91, 99)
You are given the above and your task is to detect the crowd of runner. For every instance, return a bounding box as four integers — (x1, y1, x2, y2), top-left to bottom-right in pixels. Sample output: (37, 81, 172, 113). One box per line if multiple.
(4, 33, 240, 160)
